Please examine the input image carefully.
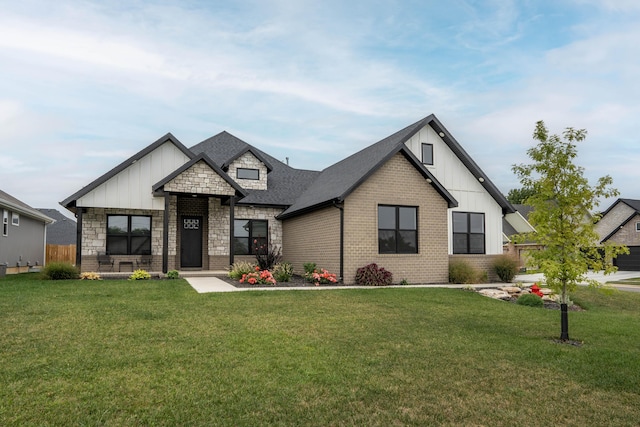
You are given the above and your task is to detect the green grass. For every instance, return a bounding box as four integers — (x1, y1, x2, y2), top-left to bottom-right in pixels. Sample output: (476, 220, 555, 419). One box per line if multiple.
(1, 274, 640, 426)
(607, 277, 640, 285)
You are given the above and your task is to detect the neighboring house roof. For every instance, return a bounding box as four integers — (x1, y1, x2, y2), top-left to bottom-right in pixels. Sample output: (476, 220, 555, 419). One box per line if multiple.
(61, 133, 194, 208)
(278, 118, 457, 219)
(513, 204, 534, 220)
(37, 209, 77, 245)
(600, 198, 640, 243)
(0, 189, 53, 224)
(502, 204, 536, 243)
(190, 131, 321, 206)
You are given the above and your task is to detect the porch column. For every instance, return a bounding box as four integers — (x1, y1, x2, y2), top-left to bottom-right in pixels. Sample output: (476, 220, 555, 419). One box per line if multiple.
(162, 193, 169, 273)
(75, 208, 84, 270)
(229, 196, 235, 266)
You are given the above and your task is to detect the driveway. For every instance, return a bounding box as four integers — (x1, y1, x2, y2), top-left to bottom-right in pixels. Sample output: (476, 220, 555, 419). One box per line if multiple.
(515, 270, 640, 293)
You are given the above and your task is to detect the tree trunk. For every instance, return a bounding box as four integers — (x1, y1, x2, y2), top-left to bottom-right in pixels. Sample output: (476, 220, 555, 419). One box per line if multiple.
(560, 303, 569, 340)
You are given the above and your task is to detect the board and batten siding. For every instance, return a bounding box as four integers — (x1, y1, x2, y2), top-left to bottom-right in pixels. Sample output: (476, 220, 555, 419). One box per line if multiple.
(404, 125, 504, 255)
(76, 142, 191, 210)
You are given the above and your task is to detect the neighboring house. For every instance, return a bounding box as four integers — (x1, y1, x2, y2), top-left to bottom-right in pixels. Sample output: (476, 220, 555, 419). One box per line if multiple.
(61, 114, 519, 283)
(37, 209, 77, 245)
(1, 189, 53, 273)
(502, 204, 540, 269)
(596, 198, 640, 271)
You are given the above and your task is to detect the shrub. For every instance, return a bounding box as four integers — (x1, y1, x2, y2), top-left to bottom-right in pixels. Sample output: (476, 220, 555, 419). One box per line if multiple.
(493, 255, 519, 283)
(449, 259, 477, 284)
(355, 263, 393, 286)
(305, 268, 338, 286)
(253, 239, 282, 270)
(303, 262, 317, 276)
(166, 270, 180, 279)
(272, 262, 293, 282)
(517, 293, 544, 307)
(42, 262, 79, 280)
(228, 261, 257, 280)
(79, 272, 102, 280)
(129, 269, 151, 280)
(240, 269, 276, 285)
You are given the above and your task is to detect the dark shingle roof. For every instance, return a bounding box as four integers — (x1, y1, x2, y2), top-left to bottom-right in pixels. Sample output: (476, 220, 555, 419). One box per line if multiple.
(190, 131, 320, 206)
(278, 116, 457, 219)
(37, 209, 77, 245)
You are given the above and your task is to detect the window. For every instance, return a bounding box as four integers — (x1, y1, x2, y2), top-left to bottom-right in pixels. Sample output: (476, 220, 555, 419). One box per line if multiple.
(11, 212, 19, 226)
(453, 212, 485, 254)
(106, 215, 151, 255)
(2, 210, 7, 236)
(421, 143, 433, 165)
(234, 219, 268, 255)
(237, 168, 259, 180)
(378, 205, 418, 254)
(636, 222, 640, 232)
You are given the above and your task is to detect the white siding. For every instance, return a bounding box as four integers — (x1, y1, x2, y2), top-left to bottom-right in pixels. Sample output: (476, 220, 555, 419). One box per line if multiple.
(77, 142, 191, 210)
(405, 125, 504, 254)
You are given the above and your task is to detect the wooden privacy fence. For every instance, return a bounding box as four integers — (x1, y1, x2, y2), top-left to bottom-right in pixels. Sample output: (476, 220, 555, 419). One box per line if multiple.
(46, 244, 76, 265)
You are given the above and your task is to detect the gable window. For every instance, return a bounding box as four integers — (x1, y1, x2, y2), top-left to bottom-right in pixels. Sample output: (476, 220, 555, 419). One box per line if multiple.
(11, 212, 19, 226)
(421, 143, 433, 165)
(2, 210, 7, 236)
(237, 168, 259, 180)
(453, 212, 485, 254)
(234, 219, 268, 255)
(106, 215, 151, 255)
(378, 205, 418, 254)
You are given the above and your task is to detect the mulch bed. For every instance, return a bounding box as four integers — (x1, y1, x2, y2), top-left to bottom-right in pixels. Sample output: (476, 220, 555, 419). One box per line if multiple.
(218, 274, 337, 288)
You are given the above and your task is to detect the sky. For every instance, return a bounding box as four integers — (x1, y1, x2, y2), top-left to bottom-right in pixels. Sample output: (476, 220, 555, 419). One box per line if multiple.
(1, 0, 639, 217)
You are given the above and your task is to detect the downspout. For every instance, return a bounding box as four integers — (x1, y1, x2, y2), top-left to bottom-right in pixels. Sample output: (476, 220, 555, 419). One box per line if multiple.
(229, 196, 235, 266)
(162, 193, 169, 273)
(42, 221, 47, 267)
(75, 208, 84, 270)
(333, 200, 344, 283)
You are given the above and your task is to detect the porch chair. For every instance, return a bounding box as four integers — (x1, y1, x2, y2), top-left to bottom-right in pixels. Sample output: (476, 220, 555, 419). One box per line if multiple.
(137, 253, 153, 270)
(97, 252, 114, 272)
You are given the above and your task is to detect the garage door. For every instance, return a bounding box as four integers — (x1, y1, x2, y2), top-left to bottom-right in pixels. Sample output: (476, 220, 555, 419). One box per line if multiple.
(614, 246, 640, 271)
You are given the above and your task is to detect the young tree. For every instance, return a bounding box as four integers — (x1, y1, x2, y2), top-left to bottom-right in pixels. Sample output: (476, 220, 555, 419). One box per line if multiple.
(512, 121, 627, 341)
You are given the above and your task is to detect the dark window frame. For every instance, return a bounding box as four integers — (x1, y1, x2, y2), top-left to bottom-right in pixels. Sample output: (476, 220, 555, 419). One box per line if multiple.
(233, 219, 268, 255)
(421, 143, 434, 165)
(106, 214, 152, 255)
(452, 211, 485, 254)
(237, 168, 260, 180)
(378, 205, 418, 254)
(2, 210, 7, 236)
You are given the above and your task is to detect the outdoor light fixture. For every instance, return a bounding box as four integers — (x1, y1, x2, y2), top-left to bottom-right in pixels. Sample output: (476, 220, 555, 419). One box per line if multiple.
(438, 132, 445, 137)
(426, 178, 432, 184)
(478, 177, 485, 182)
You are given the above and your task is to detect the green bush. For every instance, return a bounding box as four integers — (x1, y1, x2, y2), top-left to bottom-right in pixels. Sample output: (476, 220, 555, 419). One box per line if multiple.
(517, 293, 544, 307)
(272, 262, 293, 282)
(129, 269, 151, 280)
(448, 260, 477, 284)
(166, 270, 180, 279)
(228, 261, 257, 280)
(355, 263, 393, 286)
(303, 262, 317, 276)
(493, 255, 519, 283)
(42, 262, 79, 280)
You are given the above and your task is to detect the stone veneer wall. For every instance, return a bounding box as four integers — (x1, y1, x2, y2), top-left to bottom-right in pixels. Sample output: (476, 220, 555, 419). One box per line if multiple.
(164, 160, 236, 196)
(176, 197, 209, 270)
(80, 207, 164, 272)
(227, 152, 268, 190)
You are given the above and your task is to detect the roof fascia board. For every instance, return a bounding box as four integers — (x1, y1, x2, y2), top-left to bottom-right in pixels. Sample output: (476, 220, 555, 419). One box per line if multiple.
(61, 133, 194, 208)
(222, 147, 274, 172)
(276, 200, 336, 220)
(600, 212, 639, 243)
(0, 198, 54, 223)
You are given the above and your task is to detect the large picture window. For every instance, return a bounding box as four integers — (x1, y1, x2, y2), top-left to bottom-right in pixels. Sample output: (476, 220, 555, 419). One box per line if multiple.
(237, 168, 259, 180)
(378, 205, 418, 254)
(106, 215, 151, 255)
(453, 212, 485, 254)
(234, 219, 268, 255)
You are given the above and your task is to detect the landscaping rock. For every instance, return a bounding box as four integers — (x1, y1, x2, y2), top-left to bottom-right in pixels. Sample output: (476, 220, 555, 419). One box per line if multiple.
(499, 286, 522, 294)
(479, 289, 511, 300)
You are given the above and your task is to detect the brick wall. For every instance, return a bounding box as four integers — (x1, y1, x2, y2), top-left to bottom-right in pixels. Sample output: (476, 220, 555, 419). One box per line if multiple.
(595, 202, 635, 242)
(605, 213, 640, 246)
(342, 153, 450, 284)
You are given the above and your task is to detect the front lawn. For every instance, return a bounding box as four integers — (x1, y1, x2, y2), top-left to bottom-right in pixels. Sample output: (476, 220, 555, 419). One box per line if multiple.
(1, 274, 639, 426)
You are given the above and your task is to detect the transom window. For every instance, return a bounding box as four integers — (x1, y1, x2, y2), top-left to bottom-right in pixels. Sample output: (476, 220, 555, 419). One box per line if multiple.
(453, 212, 485, 254)
(421, 143, 433, 165)
(378, 205, 418, 254)
(237, 168, 260, 180)
(234, 219, 268, 255)
(106, 215, 151, 255)
(2, 210, 7, 236)
(11, 212, 19, 226)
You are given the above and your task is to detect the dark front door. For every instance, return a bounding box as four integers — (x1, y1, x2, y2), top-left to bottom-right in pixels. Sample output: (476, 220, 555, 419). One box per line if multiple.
(181, 216, 202, 268)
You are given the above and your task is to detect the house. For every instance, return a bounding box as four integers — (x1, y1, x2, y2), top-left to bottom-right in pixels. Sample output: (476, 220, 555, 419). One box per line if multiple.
(61, 114, 519, 283)
(596, 198, 640, 271)
(37, 209, 77, 245)
(1, 189, 53, 274)
(502, 204, 539, 269)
